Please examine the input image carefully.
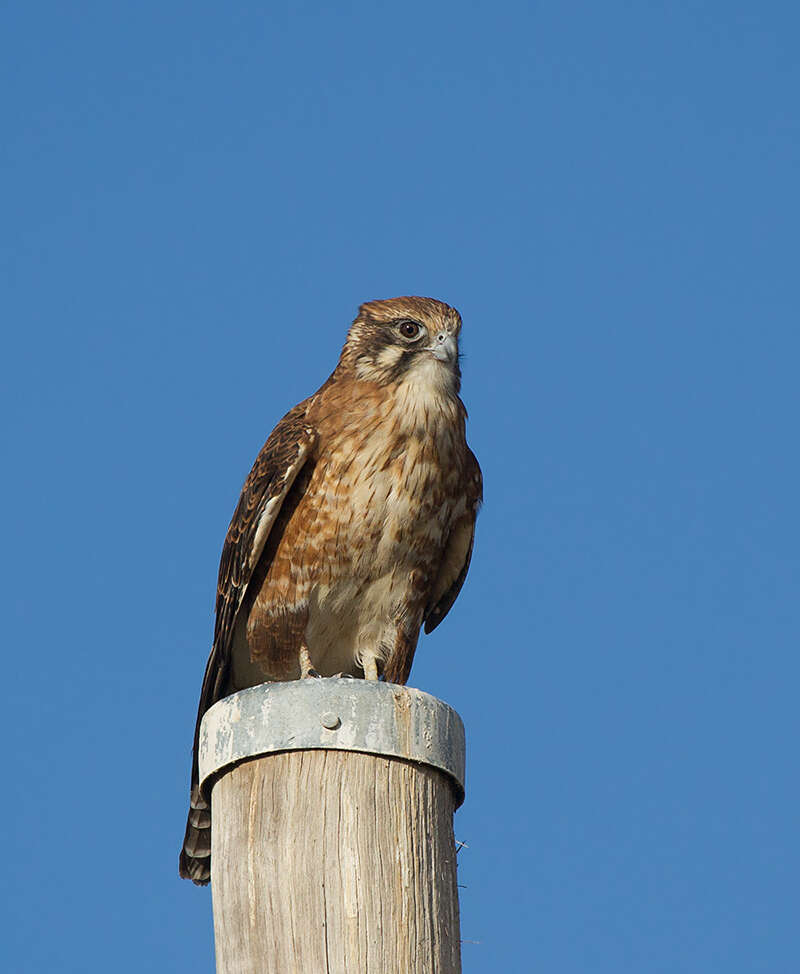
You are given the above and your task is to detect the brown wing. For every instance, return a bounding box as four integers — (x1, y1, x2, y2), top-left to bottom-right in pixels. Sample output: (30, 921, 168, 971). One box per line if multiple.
(179, 400, 318, 884)
(210, 404, 318, 694)
(424, 449, 482, 634)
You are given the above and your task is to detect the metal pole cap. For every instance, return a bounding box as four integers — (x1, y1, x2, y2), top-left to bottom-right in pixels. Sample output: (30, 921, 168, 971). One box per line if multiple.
(198, 678, 466, 806)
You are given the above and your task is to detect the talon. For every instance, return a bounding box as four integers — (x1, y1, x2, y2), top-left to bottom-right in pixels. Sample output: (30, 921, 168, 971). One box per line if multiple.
(302, 667, 321, 679)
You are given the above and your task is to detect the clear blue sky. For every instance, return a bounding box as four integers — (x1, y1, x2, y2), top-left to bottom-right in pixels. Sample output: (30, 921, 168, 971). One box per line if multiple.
(3, 2, 798, 971)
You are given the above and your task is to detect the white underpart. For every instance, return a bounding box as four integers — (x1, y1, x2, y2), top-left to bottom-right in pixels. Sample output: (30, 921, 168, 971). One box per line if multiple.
(305, 575, 417, 676)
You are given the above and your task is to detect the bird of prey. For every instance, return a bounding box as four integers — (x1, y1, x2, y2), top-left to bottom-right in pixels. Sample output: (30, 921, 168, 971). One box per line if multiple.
(179, 296, 482, 885)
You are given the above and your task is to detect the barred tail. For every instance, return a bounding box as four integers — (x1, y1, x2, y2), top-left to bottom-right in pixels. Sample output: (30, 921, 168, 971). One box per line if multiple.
(179, 782, 212, 885)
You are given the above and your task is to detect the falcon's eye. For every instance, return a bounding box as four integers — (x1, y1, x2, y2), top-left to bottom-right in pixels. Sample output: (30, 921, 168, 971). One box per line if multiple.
(396, 319, 423, 341)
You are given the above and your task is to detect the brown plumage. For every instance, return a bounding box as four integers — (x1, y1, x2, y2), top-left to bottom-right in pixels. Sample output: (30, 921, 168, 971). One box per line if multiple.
(180, 296, 482, 885)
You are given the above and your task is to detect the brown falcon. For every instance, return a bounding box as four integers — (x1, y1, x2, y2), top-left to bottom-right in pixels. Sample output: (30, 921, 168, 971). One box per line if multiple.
(179, 296, 482, 884)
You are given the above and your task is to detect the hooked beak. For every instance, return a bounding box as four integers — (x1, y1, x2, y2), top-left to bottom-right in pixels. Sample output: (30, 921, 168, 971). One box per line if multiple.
(427, 332, 458, 364)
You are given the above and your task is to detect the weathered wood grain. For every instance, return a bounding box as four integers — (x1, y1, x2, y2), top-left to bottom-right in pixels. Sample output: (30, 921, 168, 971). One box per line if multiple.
(210, 749, 462, 973)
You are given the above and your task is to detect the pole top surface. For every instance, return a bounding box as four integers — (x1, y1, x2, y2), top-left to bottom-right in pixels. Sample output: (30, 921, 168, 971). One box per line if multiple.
(198, 678, 466, 806)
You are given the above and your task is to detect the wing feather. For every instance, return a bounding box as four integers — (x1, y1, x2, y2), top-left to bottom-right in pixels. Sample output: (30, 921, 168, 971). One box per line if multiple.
(424, 449, 482, 634)
(207, 402, 317, 707)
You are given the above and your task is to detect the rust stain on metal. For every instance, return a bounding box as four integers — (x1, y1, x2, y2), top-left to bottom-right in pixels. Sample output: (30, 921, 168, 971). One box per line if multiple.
(392, 689, 413, 757)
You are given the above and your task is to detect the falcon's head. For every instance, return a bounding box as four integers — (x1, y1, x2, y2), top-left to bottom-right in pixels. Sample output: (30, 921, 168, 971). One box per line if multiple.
(340, 296, 463, 394)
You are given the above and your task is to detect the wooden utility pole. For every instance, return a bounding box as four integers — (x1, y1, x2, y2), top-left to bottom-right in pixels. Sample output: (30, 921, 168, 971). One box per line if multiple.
(198, 678, 466, 974)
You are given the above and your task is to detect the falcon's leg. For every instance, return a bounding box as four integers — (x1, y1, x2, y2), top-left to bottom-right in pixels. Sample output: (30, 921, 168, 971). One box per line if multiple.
(362, 655, 379, 681)
(299, 643, 320, 679)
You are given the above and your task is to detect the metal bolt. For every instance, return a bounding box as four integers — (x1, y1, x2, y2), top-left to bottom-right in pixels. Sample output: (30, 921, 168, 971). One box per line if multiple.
(320, 712, 340, 730)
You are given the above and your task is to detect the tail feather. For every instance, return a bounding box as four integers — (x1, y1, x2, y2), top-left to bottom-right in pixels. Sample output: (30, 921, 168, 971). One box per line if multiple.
(180, 640, 230, 886)
(188, 805, 211, 830)
(179, 784, 211, 885)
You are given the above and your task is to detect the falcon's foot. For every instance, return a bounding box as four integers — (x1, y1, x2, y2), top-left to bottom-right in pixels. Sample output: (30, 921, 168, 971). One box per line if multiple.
(299, 644, 321, 679)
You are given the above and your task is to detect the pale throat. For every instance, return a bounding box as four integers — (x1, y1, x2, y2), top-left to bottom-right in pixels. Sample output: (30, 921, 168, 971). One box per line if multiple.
(390, 355, 460, 435)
